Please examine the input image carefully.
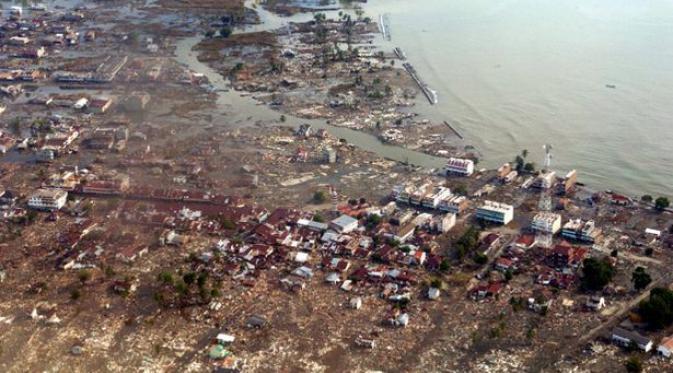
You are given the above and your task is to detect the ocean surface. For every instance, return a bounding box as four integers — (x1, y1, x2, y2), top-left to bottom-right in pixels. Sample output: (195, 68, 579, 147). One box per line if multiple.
(366, 0, 673, 197)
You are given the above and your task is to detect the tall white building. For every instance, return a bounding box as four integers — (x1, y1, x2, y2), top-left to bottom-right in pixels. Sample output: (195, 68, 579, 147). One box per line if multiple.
(444, 158, 474, 176)
(433, 213, 456, 233)
(421, 186, 452, 209)
(531, 212, 562, 234)
(28, 188, 68, 211)
(476, 200, 514, 225)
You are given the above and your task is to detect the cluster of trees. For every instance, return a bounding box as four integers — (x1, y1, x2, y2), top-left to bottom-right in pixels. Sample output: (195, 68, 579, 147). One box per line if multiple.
(154, 270, 220, 307)
(454, 226, 480, 259)
(639, 287, 673, 330)
(640, 195, 670, 211)
(580, 258, 614, 291)
(365, 214, 381, 230)
(631, 267, 652, 291)
(514, 149, 535, 173)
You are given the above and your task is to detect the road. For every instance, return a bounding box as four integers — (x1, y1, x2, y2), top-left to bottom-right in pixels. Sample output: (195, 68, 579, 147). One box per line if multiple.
(476, 233, 516, 279)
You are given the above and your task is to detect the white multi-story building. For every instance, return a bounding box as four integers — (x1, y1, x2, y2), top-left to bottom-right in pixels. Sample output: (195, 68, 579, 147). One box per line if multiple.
(28, 188, 68, 210)
(444, 157, 474, 177)
(421, 186, 452, 209)
(437, 195, 469, 215)
(392, 184, 414, 205)
(432, 213, 456, 233)
(531, 212, 562, 234)
(476, 200, 514, 225)
(409, 183, 433, 206)
(561, 219, 601, 243)
(532, 171, 557, 189)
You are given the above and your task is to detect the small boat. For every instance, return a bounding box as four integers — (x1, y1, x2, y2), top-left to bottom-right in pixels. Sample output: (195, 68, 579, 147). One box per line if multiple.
(605, 84, 616, 89)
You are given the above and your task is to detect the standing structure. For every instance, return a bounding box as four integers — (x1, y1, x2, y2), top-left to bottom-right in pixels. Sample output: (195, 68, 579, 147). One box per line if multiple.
(537, 144, 554, 248)
(329, 185, 338, 215)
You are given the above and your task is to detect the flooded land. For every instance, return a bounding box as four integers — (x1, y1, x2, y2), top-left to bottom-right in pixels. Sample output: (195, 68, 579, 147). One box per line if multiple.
(0, 1, 671, 372)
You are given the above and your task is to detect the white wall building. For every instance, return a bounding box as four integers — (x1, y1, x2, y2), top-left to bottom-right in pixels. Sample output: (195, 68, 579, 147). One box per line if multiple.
(28, 188, 68, 211)
(421, 186, 451, 209)
(437, 195, 468, 215)
(476, 200, 514, 225)
(329, 215, 359, 233)
(444, 157, 474, 176)
(531, 212, 562, 234)
(432, 213, 456, 233)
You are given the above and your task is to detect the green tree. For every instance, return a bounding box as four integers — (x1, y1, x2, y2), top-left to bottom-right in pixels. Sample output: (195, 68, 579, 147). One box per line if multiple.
(219, 27, 232, 38)
(641, 195, 653, 203)
(625, 356, 642, 373)
(655, 197, 670, 211)
(71, 289, 81, 300)
(514, 155, 525, 172)
(638, 287, 673, 329)
(158, 271, 174, 285)
(474, 253, 488, 265)
(220, 217, 236, 230)
(313, 12, 326, 24)
(26, 210, 38, 223)
(580, 258, 614, 291)
(365, 214, 381, 229)
(455, 226, 480, 260)
(524, 162, 536, 173)
(175, 281, 188, 295)
(312, 191, 327, 204)
(183, 272, 196, 285)
(439, 259, 450, 272)
(197, 272, 208, 289)
(632, 267, 652, 291)
(504, 270, 513, 282)
(521, 149, 528, 158)
(78, 269, 91, 284)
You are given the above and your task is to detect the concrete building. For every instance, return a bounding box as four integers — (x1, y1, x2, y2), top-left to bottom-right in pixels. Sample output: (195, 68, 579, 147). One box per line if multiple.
(532, 171, 556, 189)
(392, 184, 414, 205)
(611, 327, 653, 352)
(437, 195, 469, 215)
(561, 219, 601, 243)
(28, 188, 68, 211)
(329, 215, 359, 234)
(431, 213, 456, 233)
(531, 212, 562, 234)
(444, 157, 474, 177)
(421, 187, 451, 209)
(409, 183, 433, 206)
(558, 169, 577, 194)
(476, 200, 514, 225)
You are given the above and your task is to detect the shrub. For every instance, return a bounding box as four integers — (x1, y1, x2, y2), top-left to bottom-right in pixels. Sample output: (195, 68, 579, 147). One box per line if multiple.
(625, 356, 642, 373)
(312, 191, 327, 204)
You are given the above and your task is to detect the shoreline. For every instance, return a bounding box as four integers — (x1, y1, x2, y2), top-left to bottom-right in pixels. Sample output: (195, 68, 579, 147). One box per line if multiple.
(182, 3, 657, 201)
